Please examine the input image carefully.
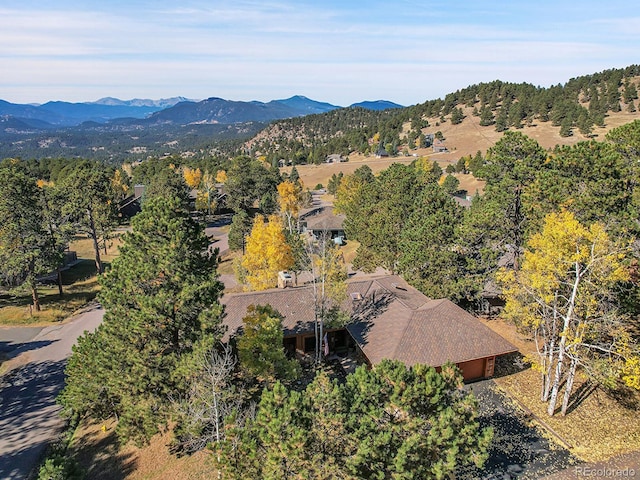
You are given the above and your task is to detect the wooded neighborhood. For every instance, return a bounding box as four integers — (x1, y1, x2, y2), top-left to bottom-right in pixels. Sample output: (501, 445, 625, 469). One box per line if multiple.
(2, 65, 640, 479)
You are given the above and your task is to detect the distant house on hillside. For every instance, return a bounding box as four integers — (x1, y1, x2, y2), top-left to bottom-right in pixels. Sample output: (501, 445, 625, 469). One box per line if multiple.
(375, 144, 389, 158)
(326, 154, 346, 163)
(424, 133, 434, 148)
(453, 191, 472, 208)
(432, 139, 448, 153)
(221, 274, 517, 381)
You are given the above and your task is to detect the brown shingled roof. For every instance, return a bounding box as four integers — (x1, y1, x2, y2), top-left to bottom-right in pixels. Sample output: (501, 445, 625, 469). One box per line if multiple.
(222, 274, 517, 367)
(221, 287, 316, 340)
(304, 207, 345, 231)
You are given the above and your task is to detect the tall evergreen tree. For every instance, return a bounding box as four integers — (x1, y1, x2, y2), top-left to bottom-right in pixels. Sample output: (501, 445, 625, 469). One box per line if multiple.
(59, 164, 118, 274)
(398, 184, 469, 300)
(471, 131, 548, 269)
(345, 164, 422, 273)
(219, 361, 492, 479)
(60, 195, 224, 443)
(0, 164, 56, 311)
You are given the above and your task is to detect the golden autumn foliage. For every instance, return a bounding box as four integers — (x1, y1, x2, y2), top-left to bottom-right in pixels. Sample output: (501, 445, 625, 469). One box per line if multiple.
(333, 175, 365, 215)
(500, 211, 628, 309)
(498, 210, 638, 415)
(277, 180, 305, 233)
(215, 170, 227, 184)
(183, 166, 202, 189)
(277, 180, 301, 216)
(241, 215, 294, 291)
(413, 156, 433, 175)
(111, 169, 129, 197)
(121, 163, 133, 178)
(195, 171, 218, 214)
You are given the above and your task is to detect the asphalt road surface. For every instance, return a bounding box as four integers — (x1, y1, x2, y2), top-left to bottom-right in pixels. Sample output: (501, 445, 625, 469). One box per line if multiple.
(0, 305, 104, 479)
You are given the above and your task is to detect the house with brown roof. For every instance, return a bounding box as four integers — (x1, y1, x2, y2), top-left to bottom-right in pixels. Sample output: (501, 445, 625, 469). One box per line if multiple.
(300, 206, 346, 242)
(221, 275, 517, 381)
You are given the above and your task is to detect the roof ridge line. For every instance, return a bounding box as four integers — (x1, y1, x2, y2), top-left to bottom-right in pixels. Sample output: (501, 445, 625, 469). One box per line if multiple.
(392, 309, 418, 360)
(371, 276, 427, 311)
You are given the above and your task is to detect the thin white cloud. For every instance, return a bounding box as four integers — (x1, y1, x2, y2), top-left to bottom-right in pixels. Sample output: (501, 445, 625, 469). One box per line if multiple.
(0, 2, 638, 104)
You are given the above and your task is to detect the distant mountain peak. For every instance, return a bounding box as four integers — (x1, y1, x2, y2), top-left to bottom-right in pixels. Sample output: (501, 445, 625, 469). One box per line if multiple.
(92, 96, 195, 108)
(273, 95, 340, 114)
(350, 100, 404, 110)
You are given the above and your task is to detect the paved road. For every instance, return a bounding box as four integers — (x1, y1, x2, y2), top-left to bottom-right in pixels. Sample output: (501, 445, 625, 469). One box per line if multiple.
(0, 305, 104, 479)
(205, 213, 232, 257)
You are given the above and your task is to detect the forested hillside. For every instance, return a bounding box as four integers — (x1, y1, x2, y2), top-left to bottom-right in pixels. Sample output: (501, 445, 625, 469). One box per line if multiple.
(250, 65, 640, 164)
(1, 65, 639, 168)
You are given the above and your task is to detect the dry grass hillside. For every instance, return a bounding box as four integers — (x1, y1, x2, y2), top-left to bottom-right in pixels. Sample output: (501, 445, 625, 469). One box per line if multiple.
(281, 109, 640, 194)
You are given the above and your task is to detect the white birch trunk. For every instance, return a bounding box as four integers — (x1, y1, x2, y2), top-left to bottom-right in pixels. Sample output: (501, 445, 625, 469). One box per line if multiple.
(547, 261, 581, 416)
(561, 355, 578, 416)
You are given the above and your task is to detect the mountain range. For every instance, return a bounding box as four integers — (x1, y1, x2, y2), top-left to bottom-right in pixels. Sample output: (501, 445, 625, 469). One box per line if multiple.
(0, 95, 403, 129)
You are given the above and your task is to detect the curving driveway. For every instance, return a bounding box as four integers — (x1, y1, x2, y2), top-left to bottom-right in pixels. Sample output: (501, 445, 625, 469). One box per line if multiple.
(0, 305, 104, 479)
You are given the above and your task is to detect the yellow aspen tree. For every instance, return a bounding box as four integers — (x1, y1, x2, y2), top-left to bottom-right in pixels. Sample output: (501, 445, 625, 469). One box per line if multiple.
(111, 169, 129, 198)
(303, 232, 347, 363)
(215, 170, 227, 184)
(121, 163, 133, 178)
(277, 180, 304, 234)
(183, 166, 202, 189)
(196, 171, 218, 216)
(241, 215, 294, 291)
(333, 175, 365, 215)
(499, 210, 635, 416)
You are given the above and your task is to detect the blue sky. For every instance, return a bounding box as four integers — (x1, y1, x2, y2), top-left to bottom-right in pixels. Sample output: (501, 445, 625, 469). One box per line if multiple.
(1, 0, 638, 105)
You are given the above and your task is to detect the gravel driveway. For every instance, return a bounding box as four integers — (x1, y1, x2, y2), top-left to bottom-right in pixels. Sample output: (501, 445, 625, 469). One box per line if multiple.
(457, 379, 579, 479)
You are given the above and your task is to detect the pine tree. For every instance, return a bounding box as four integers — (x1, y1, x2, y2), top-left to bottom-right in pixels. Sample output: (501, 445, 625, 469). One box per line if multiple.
(0, 164, 55, 311)
(60, 195, 224, 443)
(228, 209, 252, 252)
(237, 305, 299, 384)
(398, 184, 468, 300)
(59, 164, 118, 274)
(219, 361, 491, 479)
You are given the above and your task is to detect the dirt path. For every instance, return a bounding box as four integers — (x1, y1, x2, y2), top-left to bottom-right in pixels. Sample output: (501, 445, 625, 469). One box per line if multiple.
(0, 305, 104, 479)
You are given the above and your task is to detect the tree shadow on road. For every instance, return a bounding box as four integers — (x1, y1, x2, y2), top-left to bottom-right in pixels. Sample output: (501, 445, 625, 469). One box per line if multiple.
(0, 358, 68, 479)
(0, 339, 58, 358)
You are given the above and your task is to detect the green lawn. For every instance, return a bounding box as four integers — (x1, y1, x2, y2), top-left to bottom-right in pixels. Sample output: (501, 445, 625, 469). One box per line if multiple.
(0, 233, 124, 326)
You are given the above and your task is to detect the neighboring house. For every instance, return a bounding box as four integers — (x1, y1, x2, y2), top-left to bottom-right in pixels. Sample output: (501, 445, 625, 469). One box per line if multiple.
(326, 154, 346, 163)
(221, 274, 517, 381)
(433, 139, 448, 153)
(300, 206, 346, 241)
(118, 184, 145, 219)
(424, 133, 434, 148)
(453, 192, 472, 208)
(375, 144, 389, 158)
